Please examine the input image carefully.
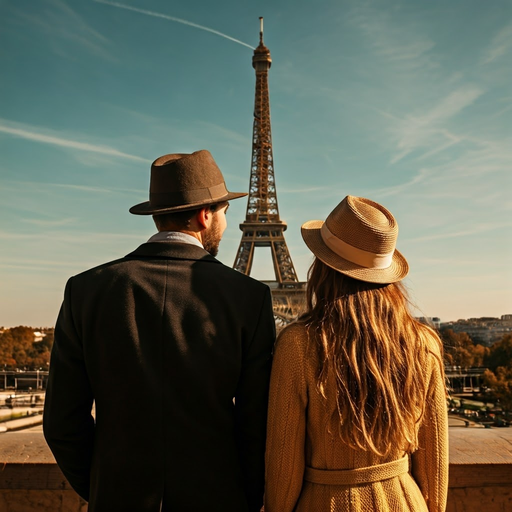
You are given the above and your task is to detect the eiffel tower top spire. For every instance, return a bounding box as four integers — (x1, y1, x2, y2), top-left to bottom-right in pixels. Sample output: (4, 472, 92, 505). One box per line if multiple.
(254, 17, 271, 66)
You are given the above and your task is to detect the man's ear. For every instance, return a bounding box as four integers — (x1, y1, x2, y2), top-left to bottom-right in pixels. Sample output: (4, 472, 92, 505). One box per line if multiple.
(197, 206, 213, 230)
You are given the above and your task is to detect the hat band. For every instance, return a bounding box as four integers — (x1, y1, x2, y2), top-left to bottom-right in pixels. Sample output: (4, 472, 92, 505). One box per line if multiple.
(150, 182, 227, 207)
(321, 223, 394, 269)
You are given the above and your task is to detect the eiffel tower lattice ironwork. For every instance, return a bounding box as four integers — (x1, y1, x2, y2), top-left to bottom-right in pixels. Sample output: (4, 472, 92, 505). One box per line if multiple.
(233, 18, 305, 327)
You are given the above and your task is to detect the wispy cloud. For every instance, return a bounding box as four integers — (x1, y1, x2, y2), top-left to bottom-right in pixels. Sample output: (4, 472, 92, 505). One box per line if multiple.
(348, 5, 436, 71)
(408, 221, 512, 242)
(481, 21, 512, 64)
(388, 86, 484, 163)
(491, 104, 512, 119)
(0, 257, 99, 273)
(52, 183, 113, 193)
(425, 138, 512, 181)
(20, 218, 77, 227)
(0, 230, 143, 243)
(279, 185, 332, 194)
(93, 0, 254, 49)
(2, 180, 141, 196)
(415, 134, 462, 161)
(0, 119, 148, 162)
(344, 2, 508, 177)
(0, 262, 78, 272)
(420, 87, 483, 125)
(371, 168, 430, 197)
(13, 0, 114, 61)
(196, 121, 250, 147)
(367, 136, 512, 205)
(414, 256, 487, 267)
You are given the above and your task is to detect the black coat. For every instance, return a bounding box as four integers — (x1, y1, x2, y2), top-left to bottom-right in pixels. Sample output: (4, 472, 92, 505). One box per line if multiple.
(43, 242, 276, 512)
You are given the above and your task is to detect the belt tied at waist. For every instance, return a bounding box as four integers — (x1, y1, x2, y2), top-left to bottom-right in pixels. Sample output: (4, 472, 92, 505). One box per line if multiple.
(304, 455, 409, 486)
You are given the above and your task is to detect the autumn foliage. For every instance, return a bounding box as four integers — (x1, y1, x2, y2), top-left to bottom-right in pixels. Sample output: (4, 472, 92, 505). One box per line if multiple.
(0, 326, 54, 369)
(1, 324, 511, 409)
(441, 329, 512, 411)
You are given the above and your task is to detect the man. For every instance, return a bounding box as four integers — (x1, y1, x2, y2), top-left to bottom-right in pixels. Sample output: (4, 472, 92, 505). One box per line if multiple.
(43, 150, 276, 512)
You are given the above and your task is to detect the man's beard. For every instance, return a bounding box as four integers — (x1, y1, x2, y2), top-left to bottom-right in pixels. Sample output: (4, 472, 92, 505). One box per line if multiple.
(203, 216, 222, 257)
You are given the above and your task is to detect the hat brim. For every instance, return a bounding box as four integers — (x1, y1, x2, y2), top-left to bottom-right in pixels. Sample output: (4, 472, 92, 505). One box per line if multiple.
(129, 191, 247, 215)
(301, 220, 409, 284)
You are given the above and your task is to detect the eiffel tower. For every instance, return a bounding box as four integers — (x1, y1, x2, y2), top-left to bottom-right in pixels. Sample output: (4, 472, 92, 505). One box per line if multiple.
(233, 18, 306, 328)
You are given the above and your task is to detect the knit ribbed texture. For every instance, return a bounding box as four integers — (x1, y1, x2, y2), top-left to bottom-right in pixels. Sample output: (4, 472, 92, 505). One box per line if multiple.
(264, 322, 449, 512)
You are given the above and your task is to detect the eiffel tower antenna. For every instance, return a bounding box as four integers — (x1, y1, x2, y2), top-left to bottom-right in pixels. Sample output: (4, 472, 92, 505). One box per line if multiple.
(233, 18, 305, 327)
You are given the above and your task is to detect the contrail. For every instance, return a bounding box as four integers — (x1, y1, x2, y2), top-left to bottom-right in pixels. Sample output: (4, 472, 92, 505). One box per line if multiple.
(0, 121, 148, 163)
(94, 0, 254, 49)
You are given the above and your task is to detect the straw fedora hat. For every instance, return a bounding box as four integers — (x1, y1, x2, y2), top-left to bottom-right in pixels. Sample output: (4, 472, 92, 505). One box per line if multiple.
(301, 196, 409, 283)
(130, 150, 247, 215)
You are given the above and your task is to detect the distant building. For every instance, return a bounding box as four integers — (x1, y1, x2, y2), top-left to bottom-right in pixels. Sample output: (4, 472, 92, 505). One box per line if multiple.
(416, 317, 441, 330)
(441, 316, 512, 346)
(32, 331, 46, 342)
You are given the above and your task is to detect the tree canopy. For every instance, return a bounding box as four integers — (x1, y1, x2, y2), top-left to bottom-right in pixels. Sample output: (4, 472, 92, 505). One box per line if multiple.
(441, 329, 512, 412)
(441, 328, 489, 367)
(0, 326, 53, 369)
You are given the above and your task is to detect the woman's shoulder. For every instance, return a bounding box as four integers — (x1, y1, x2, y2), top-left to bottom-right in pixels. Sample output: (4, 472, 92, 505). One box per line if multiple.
(419, 330, 445, 387)
(274, 321, 310, 356)
(272, 321, 314, 383)
(421, 329, 443, 364)
(277, 320, 309, 343)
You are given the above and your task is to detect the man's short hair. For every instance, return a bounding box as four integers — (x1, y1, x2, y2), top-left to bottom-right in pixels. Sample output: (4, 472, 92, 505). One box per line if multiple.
(153, 203, 223, 231)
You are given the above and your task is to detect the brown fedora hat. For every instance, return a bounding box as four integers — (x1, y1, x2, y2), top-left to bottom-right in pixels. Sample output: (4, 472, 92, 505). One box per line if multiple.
(301, 196, 409, 284)
(130, 150, 247, 215)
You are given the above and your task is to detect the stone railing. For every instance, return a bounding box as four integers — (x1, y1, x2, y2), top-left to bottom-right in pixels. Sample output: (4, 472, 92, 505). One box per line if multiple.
(447, 427, 511, 511)
(0, 428, 511, 511)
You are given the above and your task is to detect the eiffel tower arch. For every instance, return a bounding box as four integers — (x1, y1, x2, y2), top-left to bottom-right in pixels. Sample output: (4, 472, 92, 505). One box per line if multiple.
(233, 18, 306, 328)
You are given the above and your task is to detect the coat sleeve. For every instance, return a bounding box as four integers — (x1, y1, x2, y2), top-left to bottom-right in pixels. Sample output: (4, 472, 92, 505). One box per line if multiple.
(43, 277, 95, 501)
(234, 286, 276, 512)
(264, 325, 308, 512)
(411, 351, 449, 512)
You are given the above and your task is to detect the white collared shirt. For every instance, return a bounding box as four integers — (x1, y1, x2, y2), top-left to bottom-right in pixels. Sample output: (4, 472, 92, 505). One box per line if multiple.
(147, 231, 204, 249)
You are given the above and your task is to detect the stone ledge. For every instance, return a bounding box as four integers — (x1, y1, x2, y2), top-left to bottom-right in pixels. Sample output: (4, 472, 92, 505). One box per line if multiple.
(0, 433, 86, 512)
(0, 429, 511, 511)
(0, 464, 72, 491)
(449, 428, 512, 465)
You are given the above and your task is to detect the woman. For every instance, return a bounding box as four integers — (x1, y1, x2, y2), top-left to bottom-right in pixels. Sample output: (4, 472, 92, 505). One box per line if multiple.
(265, 196, 448, 512)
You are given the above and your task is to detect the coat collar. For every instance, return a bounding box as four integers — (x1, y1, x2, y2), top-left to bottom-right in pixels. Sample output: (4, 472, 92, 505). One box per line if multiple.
(126, 242, 222, 264)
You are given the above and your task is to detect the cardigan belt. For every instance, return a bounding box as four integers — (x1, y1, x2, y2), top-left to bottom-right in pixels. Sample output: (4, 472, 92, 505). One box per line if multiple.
(304, 455, 409, 486)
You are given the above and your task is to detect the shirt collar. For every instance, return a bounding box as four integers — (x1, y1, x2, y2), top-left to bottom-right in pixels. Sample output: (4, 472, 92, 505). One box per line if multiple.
(147, 231, 204, 249)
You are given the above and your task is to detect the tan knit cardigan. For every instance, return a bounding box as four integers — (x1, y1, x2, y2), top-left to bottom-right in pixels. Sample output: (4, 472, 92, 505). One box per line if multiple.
(265, 322, 448, 512)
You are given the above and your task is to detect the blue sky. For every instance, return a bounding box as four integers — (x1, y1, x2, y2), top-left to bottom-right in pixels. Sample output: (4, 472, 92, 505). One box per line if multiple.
(1, 0, 511, 327)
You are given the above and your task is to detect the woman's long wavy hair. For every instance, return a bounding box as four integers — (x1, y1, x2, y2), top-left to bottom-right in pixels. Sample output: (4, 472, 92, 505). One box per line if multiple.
(302, 258, 444, 457)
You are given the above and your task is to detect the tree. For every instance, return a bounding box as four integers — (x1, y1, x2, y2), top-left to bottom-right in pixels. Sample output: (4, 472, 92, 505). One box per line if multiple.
(9, 326, 36, 367)
(470, 343, 489, 367)
(0, 330, 16, 367)
(441, 329, 489, 367)
(486, 334, 512, 372)
(0, 326, 53, 368)
(481, 334, 512, 412)
(482, 367, 512, 412)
